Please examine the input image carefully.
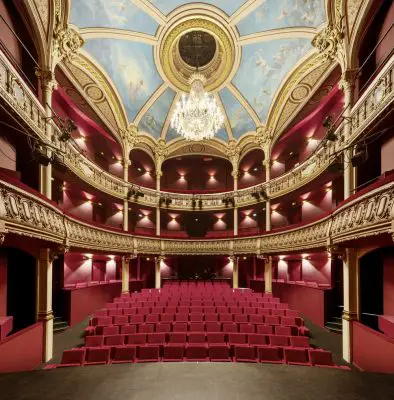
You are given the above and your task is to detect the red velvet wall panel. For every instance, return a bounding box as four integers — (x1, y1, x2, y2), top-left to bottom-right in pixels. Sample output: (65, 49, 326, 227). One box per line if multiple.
(92, 261, 106, 282)
(383, 254, 394, 315)
(0, 252, 6, 316)
(272, 282, 326, 326)
(375, 1, 394, 67)
(0, 322, 43, 373)
(65, 283, 121, 326)
(64, 254, 92, 285)
(352, 321, 394, 373)
(288, 260, 302, 281)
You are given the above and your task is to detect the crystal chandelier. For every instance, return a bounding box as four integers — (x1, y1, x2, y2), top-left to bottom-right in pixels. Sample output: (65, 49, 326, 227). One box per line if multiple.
(171, 73, 224, 141)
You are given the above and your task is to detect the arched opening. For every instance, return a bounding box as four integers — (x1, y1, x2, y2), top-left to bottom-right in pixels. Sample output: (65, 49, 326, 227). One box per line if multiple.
(238, 149, 265, 189)
(161, 155, 233, 193)
(128, 149, 156, 189)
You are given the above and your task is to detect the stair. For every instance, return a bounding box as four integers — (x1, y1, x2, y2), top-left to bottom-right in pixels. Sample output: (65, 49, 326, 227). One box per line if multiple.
(53, 317, 68, 334)
(325, 317, 342, 334)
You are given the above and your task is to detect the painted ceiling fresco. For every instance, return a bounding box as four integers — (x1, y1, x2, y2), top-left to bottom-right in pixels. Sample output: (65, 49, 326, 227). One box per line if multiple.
(69, 0, 327, 143)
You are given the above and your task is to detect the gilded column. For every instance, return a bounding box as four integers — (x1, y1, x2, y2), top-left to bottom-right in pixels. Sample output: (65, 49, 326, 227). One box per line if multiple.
(342, 248, 359, 363)
(121, 255, 131, 294)
(36, 248, 55, 362)
(156, 171, 161, 236)
(123, 161, 129, 232)
(264, 159, 271, 231)
(233, 172, 238, 236)
(230, 256, 239, 289)
(264, 256, 273, 294)
(155, 255, 164, 289)
(35, 69, 57, 200)
(339, 71, 357, 199)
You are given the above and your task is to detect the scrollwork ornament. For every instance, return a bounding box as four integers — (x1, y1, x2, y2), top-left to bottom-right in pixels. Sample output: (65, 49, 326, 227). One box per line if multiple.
(53, 23, 84, 66)
(256, 126, 272, 155)
(34, 68, 57, 91)
(121, 124, 139, 153)
(154, 139, 168, 174)
(226, 139, 240, 172)
(0, 232, 5, 246)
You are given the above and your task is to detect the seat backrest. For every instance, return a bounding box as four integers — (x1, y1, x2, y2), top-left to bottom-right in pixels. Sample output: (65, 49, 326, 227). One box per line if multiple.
(61, 348, 85, 365)
(168, 332, 187, 343)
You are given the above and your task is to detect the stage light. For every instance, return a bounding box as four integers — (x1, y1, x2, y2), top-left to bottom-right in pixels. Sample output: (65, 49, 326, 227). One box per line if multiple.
(253, 213, 257, 217)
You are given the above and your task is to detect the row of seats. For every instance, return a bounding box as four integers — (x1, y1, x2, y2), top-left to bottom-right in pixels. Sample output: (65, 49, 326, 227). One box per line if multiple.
(94, 308, 295, 318)
(59, 345, 343, 367)
(86, 324, 301, 337)
(85, 332, 309, 348)
(90, 315, 302, 328)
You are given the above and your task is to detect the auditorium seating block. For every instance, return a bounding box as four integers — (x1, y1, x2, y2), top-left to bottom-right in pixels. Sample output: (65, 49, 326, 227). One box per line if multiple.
(56, 281, 345, 369)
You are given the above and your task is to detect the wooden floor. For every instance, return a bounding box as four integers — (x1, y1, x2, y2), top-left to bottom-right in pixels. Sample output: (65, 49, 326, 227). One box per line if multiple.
(0, 362, 394, 400)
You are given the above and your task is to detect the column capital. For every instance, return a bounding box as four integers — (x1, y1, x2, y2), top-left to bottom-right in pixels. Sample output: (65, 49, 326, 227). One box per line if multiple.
(35, 68, 57, 91)
(52, 23, 84, 66)
(342, 310, 358, 322)
(327, 244, 347, 261)
(124, 254, 137, 262)
(257, 254, 271, 261)
(37, 310, 54, 322)
(338, 69, 358, 93)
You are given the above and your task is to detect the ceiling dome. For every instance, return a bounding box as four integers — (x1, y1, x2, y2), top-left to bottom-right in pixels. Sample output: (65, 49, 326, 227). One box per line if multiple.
(68, 0, 327, 145)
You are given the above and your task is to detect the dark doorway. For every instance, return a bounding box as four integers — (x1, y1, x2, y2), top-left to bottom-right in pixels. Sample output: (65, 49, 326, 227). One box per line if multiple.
(6, 248, 36, 333)
(52, 255, 65, 319)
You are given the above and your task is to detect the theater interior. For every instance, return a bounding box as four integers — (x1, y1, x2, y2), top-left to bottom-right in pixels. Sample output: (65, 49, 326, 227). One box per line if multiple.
(0, 1, 393, 399)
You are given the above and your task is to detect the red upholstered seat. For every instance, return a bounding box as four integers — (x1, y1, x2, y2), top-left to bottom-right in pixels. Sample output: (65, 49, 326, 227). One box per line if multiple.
(84, 327, 95, 337)
(166, 307, 177, 314)
(188, 332, 206, 343)
(130, 315, 144, 324)
(173, 322, 188, 332)
(59, 348, 86, 367)
(163, 344, 184, 361)
(111, 346, 136, 364)
(113, 315, 128, 325)
(146, 314, 160, 323)
(190, 313, 204, 322)
(104, 334, 124, 346)
(189, 322, 205, 332)
(216, 306, 228, 313)
(120, 325, 137, 334)
(108, 309, 123, 317)
(244, 307, 257, 315)
(265, 316, 280, 325)
(257, 346, 283, 364)
(85, 347, 110, 365)
(275, 326, 292, 336)
(219, 314, 233, 323)
(257, 308, 271, 316)
(138, 324, 155, 333)
(86, 335, 104, 347)
(256, 324, 273, 334)
(271, 309, 286, 317)
(161, 314, 174, 323)
(156, 323, 171, 333)
(269, 335, 290, 347)
(175, 314, 189, 322)
(168, 332, 187, 344)
(126, 333, 146, 345)
(290, 336, 310, 348)
(208, 344, 231, 361)
(248, 333, 269, 346)
(137, 345, 160, 362)
(228, 333, 247, 346)
(204, 307, 216, 314)
(123, 308, 137, 316)
(190, 306, 203, 313)
(147, 332, 166, 345)
(234, 345, 257, 362)
(234, 314, 248, 323)
(207, 332, 226, 344)
(185, 344, 208, 361)
(205, 313, 218, 322)
(137, 307, 150, 315)
(177, 306, 189, 313)
(222, 323, 238, 333)
(308, 349, 335, 367)
(249, 315, 264, 324)
(284, 348, 310, 366)
(239, 323, 255, 334)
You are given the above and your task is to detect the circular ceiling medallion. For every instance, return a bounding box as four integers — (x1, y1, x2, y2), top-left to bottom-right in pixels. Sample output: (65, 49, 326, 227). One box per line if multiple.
(189, 143, 205, 153)
(64, 87, 86, 105)
(179, 31, 216, 68)
(290, 83, 311, 103)
(84, 83, 105, 102)
(158, 16, 238, 92)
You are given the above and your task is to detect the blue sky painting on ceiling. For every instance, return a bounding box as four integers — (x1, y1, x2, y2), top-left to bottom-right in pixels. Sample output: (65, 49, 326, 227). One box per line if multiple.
(148, 0, 247, 16)
(70, 0, 158, 35)
(233, 38, 312, 122)
(216, 127, 229, 142)
(220, 88, 256, 139)
(166, 126, 181, 142)
(138, 89, 176, 138)
(84, 39, 162, 121)
(237, 0, 326, 36)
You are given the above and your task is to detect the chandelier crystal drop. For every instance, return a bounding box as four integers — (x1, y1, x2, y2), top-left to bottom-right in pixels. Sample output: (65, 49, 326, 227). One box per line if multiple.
(171, 73, 224, 141)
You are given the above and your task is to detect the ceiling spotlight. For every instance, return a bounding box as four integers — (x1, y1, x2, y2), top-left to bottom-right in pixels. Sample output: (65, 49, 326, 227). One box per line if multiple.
(253, 167, 258, 172)
(252, 213, 257, 217)
(138, 213, 143, 218)
(137, 167, 142, 172)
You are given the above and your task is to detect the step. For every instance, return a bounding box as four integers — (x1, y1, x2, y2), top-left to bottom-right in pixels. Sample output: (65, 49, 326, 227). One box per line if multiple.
(325, 322, 343, 334)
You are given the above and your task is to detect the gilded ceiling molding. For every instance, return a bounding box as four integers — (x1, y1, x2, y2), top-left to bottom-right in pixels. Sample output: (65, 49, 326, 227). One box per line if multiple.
(238, 135, 265, 160)
(154, 139, 168, 173)
(133, 0, 167, 25)
(271, 61, 338, 147)
(166, 141, 228, 160)
(226, 139, 241, 174)
(69, 50, 129, 130)
(227, 83, 261, 127)
(134, 83, 168, 126)
(131, 134, 157, 161)
(229, 0, 265, 25)
(78, 28, 158, 45)
(214, 93, 234, 141)
(59, 62, 121, 139)
(265, 51, 331, 154)
(121, 124, 139, 157)
(238, 27, 318, 45)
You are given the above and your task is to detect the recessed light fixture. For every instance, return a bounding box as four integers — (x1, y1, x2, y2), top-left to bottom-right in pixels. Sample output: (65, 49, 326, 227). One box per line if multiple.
(137, 167, 142, 172)
(253, 213, 257, 217)
(253, 167, 258, 172)
(195, 218, 199, 222)
(146, 257, 150, 261)
(138, 213, 143, 218)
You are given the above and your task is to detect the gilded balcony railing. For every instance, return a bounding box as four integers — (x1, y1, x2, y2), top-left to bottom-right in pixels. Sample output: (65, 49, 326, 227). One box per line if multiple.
(0, 48, 393, 211)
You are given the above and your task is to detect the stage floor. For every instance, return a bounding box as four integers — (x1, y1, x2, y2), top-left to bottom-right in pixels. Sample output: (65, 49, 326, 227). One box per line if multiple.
(0, 362, 394, 400)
